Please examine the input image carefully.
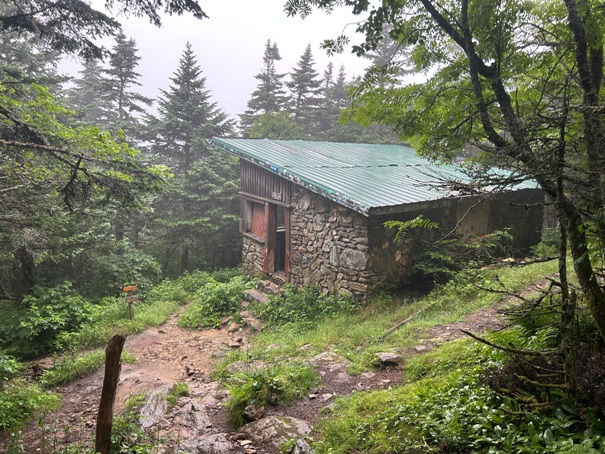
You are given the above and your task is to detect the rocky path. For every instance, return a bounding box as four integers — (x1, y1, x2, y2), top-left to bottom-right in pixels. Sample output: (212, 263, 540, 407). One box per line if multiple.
(10, 297, 507, 454)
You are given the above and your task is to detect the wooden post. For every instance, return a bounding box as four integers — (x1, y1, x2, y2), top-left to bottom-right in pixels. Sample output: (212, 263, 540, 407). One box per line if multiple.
(264, 203, 276, 273)
(95, 334, 125, 454)
(123, 285, 138, 321)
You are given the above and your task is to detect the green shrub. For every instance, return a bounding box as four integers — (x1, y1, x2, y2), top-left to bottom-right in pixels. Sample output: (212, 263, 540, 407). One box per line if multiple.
(174, 270, 215, 294)
(0, 381, 60, 434)
(0, 282, 97, 358)
(210, 267, 245, 283)
(178, 276, 254, 329)
(531, 227, 560, 258)
(0, 353, 22, 389)
(86, 243, 162, 298)
(226, 363, 317, 428)
(414, 230, 513, 284)
(389, 224, 514, 287)
(148, 279, 191, 306)
(255, 284, 358, 328)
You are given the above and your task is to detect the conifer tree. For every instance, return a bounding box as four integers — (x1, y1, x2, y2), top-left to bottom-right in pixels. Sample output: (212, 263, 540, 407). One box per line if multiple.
(286, 44, 322, 136)
(101, 33, 152, 141)
(240, 40, 289, 134)
(147, 43, 237, 274)
(149, 42, 233, 174)
(67, 59, 111, 126)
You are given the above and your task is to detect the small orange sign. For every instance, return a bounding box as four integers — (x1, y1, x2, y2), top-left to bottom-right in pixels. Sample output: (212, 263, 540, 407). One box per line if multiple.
(123, 285, 138, 292)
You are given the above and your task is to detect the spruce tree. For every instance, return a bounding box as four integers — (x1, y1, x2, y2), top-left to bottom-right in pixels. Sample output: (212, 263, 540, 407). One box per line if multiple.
(102, 32, 152, 140)
(147, 43, 237, 274)
(67, 59, 112, 126)
(149, 42, 233, 174)
(240, 40, 289, 134)
(286, 44, 322, 136)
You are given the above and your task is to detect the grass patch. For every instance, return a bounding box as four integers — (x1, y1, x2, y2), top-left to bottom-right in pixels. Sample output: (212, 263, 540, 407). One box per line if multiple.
(239, 261, 558, 375)
(225, 362, 318, 428)
(40, 349, 137, 388)
(165, 382, 189, 405)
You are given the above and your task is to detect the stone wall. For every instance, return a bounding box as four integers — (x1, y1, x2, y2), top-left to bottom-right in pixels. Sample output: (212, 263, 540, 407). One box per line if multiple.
(288, 186, 382, 298)
(242, 234, 265, 276)
(241, 183, 544, 297)
(367, 189, 545, 287)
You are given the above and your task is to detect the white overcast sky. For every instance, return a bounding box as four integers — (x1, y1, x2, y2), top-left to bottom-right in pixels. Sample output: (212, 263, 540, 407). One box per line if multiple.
(62, 0, 372, 121)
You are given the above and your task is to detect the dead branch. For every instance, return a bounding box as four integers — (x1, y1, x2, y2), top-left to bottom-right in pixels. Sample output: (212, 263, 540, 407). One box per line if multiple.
(461, 329, 559, 357)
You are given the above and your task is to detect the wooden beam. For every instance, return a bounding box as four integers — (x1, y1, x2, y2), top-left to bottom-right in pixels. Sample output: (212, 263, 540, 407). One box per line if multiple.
(264, 203, 276, 273)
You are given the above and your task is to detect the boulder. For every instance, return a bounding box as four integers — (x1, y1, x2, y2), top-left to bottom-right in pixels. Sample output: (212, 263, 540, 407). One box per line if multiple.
(292, 438, 315, 454)
(373, 352, 403, 368)
(139, 385, 171, 429)
(240, 416, 311, 452)
(181, 433, 239, 453)
(339, 249, 369, 271)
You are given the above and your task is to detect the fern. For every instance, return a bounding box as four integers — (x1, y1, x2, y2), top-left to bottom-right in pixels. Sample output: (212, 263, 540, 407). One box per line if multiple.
(384, 215, 439, 244)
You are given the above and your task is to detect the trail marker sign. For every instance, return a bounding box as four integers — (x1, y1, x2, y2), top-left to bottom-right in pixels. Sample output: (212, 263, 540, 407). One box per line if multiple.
(122, 285, 138, 320)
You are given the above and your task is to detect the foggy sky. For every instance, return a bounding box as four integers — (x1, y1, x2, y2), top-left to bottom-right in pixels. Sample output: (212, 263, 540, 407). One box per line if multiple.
(63, 0, 371, 122)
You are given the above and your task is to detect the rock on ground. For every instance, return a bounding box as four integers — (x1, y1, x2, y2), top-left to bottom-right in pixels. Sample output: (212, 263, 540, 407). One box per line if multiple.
(240, 416, 312, 452)
(181, 433, 240, 453)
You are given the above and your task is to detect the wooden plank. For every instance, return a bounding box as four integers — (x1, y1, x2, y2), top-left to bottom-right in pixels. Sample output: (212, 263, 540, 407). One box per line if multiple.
(238, 191, 291, 208)
(251, 202, 266, 237)
(284, 206, 291, 277)
(240, 160, 290, 204)
(264, 203, 276, 273)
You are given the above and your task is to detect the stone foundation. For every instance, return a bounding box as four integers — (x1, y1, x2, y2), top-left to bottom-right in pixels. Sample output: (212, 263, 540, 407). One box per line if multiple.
(242, 235, 265, 276)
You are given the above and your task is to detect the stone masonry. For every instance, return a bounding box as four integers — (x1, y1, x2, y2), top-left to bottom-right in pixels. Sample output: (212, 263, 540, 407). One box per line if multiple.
(288, 186, 382, 298)
(240, 184, 543, 298)
(242, 234, 264, 276)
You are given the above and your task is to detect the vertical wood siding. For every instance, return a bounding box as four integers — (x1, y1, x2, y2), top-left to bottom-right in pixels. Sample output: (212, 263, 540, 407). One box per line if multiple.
(241, 160, 290, 204)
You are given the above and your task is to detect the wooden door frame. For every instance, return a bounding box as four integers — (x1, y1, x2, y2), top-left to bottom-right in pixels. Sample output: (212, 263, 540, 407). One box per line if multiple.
(261, 202, 290, 279)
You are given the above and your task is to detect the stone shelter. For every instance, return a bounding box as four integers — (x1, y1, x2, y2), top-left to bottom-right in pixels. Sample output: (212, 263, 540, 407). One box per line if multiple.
(211, 138, 544, 298)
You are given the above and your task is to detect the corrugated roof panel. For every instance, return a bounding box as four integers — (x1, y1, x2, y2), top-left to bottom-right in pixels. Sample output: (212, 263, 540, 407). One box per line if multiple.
(211, 138, 537, 216)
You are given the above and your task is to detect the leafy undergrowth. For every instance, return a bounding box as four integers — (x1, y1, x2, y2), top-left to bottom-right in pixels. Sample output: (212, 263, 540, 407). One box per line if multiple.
(178, 275, 256, 329)
(0, 269, 241, 439)
(216, 258, 605, 453)
(314, 330, 605, 453)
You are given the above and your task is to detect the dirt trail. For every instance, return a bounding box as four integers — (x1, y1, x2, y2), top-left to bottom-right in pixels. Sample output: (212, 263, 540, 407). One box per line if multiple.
(8, 294, 513, 453)
(16, 310, 248, 452)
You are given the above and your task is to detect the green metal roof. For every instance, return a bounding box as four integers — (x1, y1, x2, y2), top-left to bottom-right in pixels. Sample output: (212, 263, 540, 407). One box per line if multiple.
(211, 138, 537, 216)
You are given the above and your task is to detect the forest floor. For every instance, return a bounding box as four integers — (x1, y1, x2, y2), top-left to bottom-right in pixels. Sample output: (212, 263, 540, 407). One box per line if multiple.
(13, 296, 507, 453)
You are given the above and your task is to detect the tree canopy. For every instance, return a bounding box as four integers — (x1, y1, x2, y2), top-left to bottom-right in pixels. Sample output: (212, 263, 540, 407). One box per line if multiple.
(286, 0, 605, 345)
(0, 0, 206, 59)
